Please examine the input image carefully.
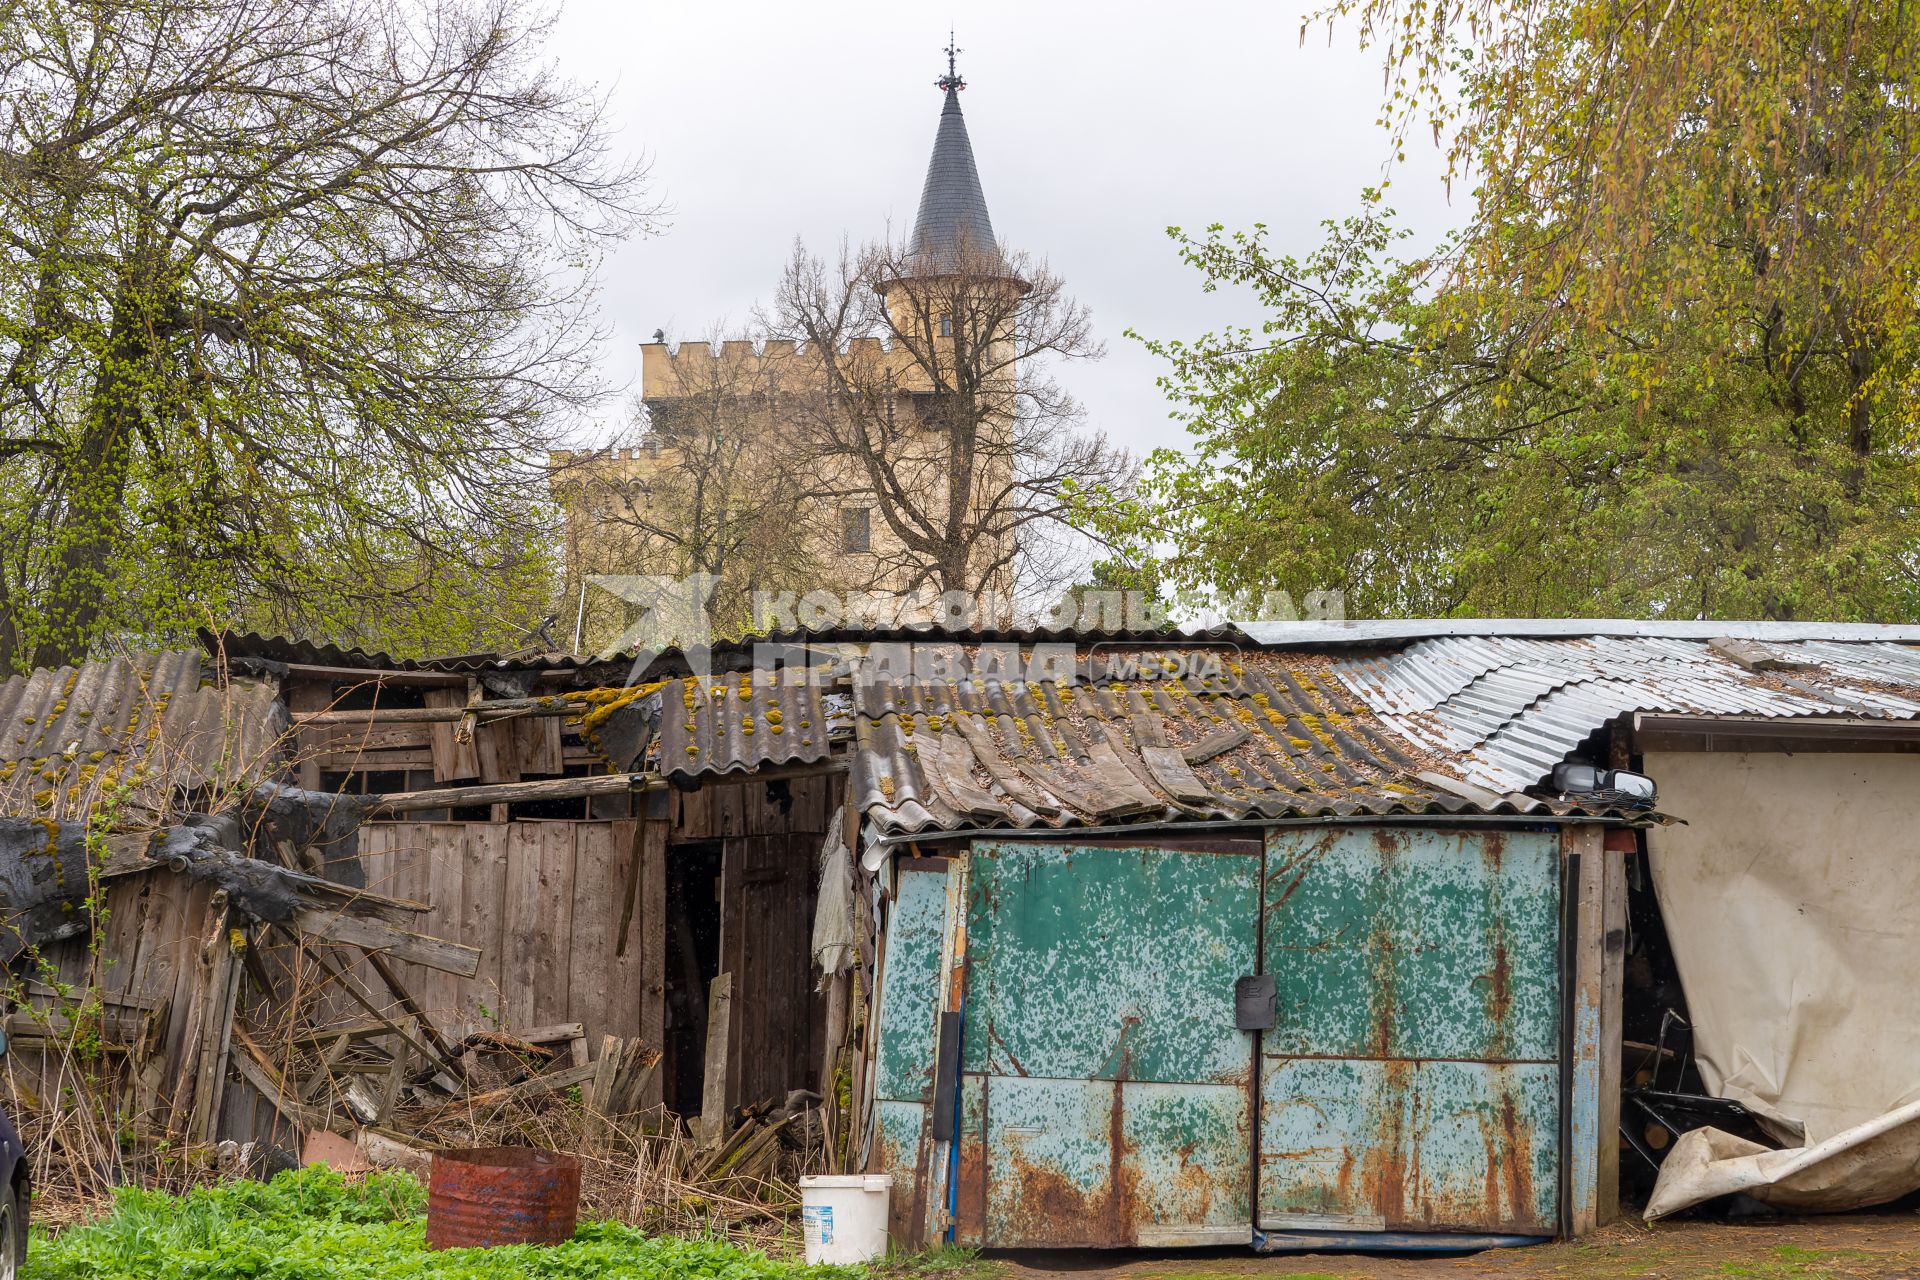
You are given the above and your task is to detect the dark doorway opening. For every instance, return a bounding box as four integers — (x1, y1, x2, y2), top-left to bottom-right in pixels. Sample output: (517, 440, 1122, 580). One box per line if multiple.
(663, 839, 723, 1114)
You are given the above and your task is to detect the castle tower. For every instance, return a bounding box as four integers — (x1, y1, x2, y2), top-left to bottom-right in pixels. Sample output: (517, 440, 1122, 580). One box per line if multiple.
(554, 48, 1029, 646)
(880, 44, 1028, 353)
(910, 50, 998, 272)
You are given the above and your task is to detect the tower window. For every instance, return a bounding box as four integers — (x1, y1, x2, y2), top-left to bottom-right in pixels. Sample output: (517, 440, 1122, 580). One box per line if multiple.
(841, 506, 871, 554)
(939, 313, 953, 337)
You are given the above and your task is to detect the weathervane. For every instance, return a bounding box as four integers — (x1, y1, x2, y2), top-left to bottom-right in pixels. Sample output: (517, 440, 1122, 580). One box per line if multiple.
(936, 30, 964, 92)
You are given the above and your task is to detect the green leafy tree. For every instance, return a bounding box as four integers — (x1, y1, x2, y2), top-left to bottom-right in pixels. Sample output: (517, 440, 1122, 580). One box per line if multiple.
(0, 0, 653, 668)
(1115, 1, 1920, 619)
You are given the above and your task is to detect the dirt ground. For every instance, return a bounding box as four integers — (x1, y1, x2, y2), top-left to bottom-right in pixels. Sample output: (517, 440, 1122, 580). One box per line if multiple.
(991, 1215, 1920, 1280)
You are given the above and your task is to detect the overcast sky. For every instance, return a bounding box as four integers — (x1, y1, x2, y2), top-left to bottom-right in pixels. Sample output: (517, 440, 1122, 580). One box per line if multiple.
(546, 1, 1466, 463)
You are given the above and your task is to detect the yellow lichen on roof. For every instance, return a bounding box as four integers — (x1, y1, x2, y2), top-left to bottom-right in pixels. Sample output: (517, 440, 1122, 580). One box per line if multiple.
(565, 681, 667, 733)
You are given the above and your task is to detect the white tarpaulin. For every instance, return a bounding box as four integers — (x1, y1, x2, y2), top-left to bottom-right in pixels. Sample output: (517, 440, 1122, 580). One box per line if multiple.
(1643, 751, 1920, 1217)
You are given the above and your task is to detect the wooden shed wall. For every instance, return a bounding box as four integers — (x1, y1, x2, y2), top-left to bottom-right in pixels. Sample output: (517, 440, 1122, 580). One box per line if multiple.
(10, 869, 219, 1126)
(355, 819, 664, 1067)
(7, 866, 303, 1155)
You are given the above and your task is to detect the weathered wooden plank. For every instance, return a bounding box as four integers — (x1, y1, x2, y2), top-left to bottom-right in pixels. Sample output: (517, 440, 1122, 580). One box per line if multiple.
(314, 724, 434, 758)
(298, 696, 581, 728)
(716, 782, 746, 838)
(183, 895, 239, 1141)
(156, 881, 219, 1105)
(717, 836, 746, 1110)
(1566, 824, 1607, 1237)
(532, 823, 577, 1028)
(1598, 832, 1630, 1227)
(1706, 636, 1818, 672)
(462, 822, 510, 1028)
(291, 909, 481, 978)
(568, 822, 615, 1046)
(1181, 724, 1251, 765)
(697, 972, 734, 1147)
(358, 824, 398, 906)
(498, 825, 546, 1028)
(589, 1034, 622, 1130)
(637, 814, 667, 1087)
(671, 785, 709, 837)
(476, 720, 519, 785)
(602, 825, 641, 1043)
(367, 771, 643, 816)
(284, 682, 332, 791)
(509, 715, 564, 778)
(426, 688, 482, 782)
(423, 824, 467, 1034)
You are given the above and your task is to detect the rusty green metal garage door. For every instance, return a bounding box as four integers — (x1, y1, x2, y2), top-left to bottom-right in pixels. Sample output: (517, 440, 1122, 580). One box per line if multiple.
(956, 841, 1261, 1248)
(1259, 828, 1562, 1236)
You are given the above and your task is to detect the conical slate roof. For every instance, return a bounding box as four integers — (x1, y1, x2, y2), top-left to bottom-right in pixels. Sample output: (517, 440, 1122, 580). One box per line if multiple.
(911, 86, 997, 271)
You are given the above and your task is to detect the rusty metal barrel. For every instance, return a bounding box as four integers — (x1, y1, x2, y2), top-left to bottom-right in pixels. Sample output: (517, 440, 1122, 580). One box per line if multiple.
(425, 1146, 581, 1249)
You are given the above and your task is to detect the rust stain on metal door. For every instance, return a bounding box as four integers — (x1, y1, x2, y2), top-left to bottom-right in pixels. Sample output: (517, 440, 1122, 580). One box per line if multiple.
(1258, 827, 1561, 1235)
(961, 840, 1258, 1247)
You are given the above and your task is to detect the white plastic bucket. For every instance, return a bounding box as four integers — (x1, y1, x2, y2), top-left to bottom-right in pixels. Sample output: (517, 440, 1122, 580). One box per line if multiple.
(798, 1173, 892, 1264)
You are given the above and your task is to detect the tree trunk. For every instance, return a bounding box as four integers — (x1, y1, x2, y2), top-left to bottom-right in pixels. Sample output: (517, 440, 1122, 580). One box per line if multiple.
(1845, 341, 1874, 500)
(30, 295, 146, 669)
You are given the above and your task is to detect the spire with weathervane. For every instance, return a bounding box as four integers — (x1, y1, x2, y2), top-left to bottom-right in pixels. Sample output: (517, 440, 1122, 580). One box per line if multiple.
(910, 35, 998, 273)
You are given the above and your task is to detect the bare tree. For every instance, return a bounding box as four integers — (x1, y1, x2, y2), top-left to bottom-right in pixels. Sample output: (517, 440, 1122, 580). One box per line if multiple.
(0, 0, 654, 667)
(553, 333, 827, 643)
(768, 237, 1131, 608)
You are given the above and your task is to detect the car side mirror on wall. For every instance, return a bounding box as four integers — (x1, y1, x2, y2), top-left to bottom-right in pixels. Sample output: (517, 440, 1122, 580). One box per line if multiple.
(1552, 759, 1657, 808)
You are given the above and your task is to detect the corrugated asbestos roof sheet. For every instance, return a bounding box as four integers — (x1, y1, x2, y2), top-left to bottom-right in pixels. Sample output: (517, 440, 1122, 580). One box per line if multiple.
(208, 623, 1237, 681)
(660, 646, 1628, 834)
(0, 651, 285, 823)
(205, 629, 608, 674)
(659, 669, 832, 782)
(1332, 635, 1920, 792)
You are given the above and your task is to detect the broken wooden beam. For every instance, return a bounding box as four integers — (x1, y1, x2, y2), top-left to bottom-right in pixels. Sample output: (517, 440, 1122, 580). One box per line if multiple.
(291, 696, 590, 728)
(292, 910, 481, 977)
(232, 1028, 333, 1132)
(364, 951, 463, 1062)
(281, 933, 465, 1081)
(364, 772, 649, 816)
(363, 759, 847, 817)
(454, 1060, 598, 1110)
(696, 972, 734, 1149)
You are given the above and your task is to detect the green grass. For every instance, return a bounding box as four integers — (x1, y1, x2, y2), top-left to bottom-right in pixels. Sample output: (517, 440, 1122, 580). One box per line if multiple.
(872, 1244, 1002, 1280)
(24, 1166, 858, 1280)
(1714, 1244, 1886, 1279)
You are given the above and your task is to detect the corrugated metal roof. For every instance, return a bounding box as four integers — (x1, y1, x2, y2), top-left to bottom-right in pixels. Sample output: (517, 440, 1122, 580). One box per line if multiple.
(1331, 636, 1920, 791)
(0, 651, 285, 824)
(1241, 618, 1920, 646)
